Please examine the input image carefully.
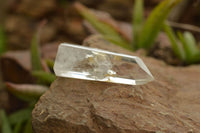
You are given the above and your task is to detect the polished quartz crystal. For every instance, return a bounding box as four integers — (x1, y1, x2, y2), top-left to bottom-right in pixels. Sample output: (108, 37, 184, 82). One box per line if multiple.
(54, 43, 154, 85)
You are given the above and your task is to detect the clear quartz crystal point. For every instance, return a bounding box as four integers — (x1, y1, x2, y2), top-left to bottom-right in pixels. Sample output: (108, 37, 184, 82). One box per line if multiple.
(54, 43, 154, 85)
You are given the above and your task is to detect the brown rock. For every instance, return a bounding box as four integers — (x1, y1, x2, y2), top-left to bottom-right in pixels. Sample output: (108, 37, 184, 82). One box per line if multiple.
(0, 51, 34, 83)
(40, 24, 57, 44)
(41, 42, 59, 60)
(150, 32, 182, 65)
(78, 0, 102, 7)
(0, 89, 27, 113)
(32, 36, 200, 133)
(5, 15, 35, 49)
(97, 0, 133, 21)
(0, 43, 58, 83)
(0, 90, 9, 111)
(16, 0, 56, 18)
(64, 18, 88, 43)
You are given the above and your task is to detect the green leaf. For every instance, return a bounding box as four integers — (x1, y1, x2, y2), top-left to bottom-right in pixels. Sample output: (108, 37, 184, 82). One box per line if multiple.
(183, 31, 200, 64)
(8, 108, 32, 125)
(0, 110, 12, 133)
(31, 33, 43, 71)
(6, 82, 48, 102)
(13, 121, 22, 133)
(102, 35, 132, 49)
(75, 2, 132, 50)
(177, 31, 191, 63)
(23, 119, 33, 133)
(45, 59, 54, 70)
(164, 24, 200, 64)
(132, 0, 144, 48)
(32, 71, 56, 85)
(191, 51, 200, 63)
(0, 26, 6, 56)
(182, 31, 200, 63)
(138, 0, 182, 49)
(183, 31, 199, 55)
(163, 23, 185, 60)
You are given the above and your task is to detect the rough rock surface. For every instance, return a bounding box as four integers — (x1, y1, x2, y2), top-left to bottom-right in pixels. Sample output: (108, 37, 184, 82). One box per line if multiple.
(32, 36, 200, 133)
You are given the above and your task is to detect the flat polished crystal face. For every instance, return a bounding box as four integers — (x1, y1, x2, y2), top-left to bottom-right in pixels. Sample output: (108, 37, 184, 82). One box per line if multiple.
(54, 43, 154, 85)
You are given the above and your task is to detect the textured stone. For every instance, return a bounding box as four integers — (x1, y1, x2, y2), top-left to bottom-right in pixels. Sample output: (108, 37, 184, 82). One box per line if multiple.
(32, 35, 200, 133)
(16, 0, 56, 18)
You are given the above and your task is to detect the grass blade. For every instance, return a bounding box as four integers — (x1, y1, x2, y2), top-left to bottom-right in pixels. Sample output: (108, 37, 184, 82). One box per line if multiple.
(138, 0, 182, 49)
(0, 110, 12, 133)
(191, 51, 200, 63)
(183, 31, 199, 55)
(164, 23, 185, 60)
(0, 26, 6, 56)
(13, 121, 22, 133)
(23, 119, 33, 133)
(32, 71, 56, 85)
(45, 59, 54, 70)
(31, 33, 43, 71)
(8, 108, 32, 125)
(102, 35, 132, 49)
(183, 32, 200, 63)
(177, 31, 191, 62)
(132, 0, 144, 48)
(74, 2, 132, 50)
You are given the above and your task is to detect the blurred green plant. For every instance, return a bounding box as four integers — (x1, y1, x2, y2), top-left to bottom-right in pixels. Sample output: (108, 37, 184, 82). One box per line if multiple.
(30, 25, 56, 83)
(6, 82, 48, 102)
(164, 23, 200, 64)
(0, 110, 12, 133)
(1, 25, 56, 133)
(32, 71, 56, 85)
(136, 0, 181, 49)
(8, 108, 33, 126)
(75, 3, 132, 50)
(1, 107, 33, 133)
(5, 29, 55, 102)
(45, 59, 54, 70)
(23, 119, 33, 133)
(0, 26, 6, 56)
(75, 0, 182, 51)
(10, 107, 33, 133)
(132, 0, 144, 49)
(31, 33, 43, 71)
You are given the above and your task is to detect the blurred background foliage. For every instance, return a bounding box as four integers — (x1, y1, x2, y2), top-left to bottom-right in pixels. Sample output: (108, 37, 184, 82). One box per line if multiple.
(0, 0, 200, 133)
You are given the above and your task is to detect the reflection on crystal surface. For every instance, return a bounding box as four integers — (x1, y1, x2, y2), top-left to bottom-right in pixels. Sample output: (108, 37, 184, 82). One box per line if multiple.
(54, 43, 154, 85)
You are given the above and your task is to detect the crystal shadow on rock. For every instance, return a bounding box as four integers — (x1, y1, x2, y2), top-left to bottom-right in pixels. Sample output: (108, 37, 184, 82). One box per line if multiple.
(54, 43, 154, 85)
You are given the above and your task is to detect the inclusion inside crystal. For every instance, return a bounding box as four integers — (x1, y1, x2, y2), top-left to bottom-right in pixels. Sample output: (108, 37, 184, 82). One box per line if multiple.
(54, 43, 154, 85)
